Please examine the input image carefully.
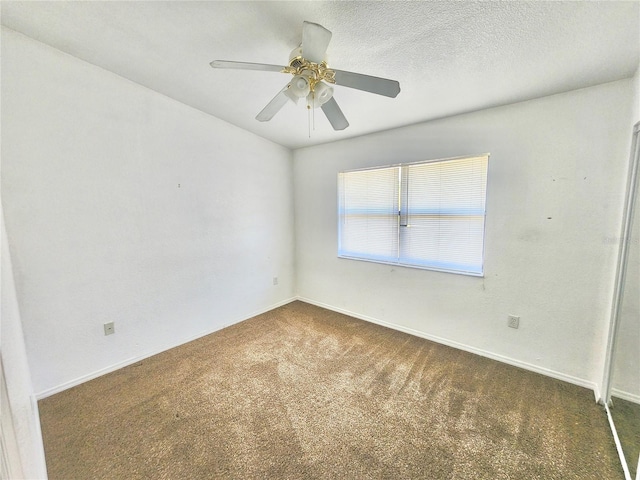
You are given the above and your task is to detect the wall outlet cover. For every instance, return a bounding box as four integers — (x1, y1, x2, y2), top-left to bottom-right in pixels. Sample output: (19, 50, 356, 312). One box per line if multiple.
(104, 322, 115, 335)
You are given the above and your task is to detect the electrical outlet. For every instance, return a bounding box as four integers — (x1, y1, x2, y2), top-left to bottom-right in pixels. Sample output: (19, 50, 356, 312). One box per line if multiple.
(507, 315, 520, 329)
(273, 277, 278, 286)
(104, 322, 115, 336)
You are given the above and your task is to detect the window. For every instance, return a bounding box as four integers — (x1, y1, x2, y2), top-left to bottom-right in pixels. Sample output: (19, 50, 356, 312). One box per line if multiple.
(338, 154, 489, 276)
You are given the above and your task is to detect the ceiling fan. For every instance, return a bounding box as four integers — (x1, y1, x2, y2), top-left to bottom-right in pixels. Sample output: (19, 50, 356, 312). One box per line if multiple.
(210, 21, 401, 131)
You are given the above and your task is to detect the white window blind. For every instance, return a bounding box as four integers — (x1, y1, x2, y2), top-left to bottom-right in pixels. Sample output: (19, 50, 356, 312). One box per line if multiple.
(338, 166, 399, 263)
(338, 155, 489, 276)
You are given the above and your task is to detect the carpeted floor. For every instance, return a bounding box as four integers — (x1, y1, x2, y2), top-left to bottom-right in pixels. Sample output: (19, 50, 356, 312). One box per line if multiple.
(610, 396, 640, 479)
(39, 301, 623, 479)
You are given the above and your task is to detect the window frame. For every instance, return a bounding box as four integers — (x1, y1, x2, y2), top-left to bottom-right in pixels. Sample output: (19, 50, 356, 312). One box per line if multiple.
(337, 154, 489, 277)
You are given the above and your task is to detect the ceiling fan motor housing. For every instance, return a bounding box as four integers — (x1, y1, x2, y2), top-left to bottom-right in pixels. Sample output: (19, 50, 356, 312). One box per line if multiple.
(289, 46, 306, 67)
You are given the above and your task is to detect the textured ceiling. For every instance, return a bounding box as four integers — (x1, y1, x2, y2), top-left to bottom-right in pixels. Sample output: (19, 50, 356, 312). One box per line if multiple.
(2, 1, 639, 150)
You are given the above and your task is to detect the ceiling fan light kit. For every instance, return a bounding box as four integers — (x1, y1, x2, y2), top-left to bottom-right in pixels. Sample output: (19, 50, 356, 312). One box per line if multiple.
(308, 82, 334, 109)
(210, 21, 400, 133)
(289, 75, 311, 99)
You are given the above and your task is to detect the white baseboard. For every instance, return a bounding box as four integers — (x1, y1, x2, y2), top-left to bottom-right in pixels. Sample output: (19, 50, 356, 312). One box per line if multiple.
(611, 388, 640, 405)
(593, 384, 603, 404)
(36, 297, 298, 399)
(296, 296, 599, 396)
(29, 394, 48, 479)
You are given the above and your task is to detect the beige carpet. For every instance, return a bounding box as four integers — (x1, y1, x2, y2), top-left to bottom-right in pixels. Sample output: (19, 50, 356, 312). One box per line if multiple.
(39, 301, 623, 479)
(611, 396, 640, 479)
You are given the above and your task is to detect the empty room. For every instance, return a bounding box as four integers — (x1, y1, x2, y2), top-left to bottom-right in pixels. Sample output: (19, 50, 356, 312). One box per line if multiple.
(2, 1, 639, 479)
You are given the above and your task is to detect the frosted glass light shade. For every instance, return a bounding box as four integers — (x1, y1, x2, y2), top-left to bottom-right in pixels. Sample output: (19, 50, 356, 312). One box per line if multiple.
(290, 75, 310, 98)
(307, 82, 334, 109)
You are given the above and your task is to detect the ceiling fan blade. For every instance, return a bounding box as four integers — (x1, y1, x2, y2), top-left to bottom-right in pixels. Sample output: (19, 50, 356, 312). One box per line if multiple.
(256, 85, 291, 122)
(210, 60, 286, 73)
(301, 21, 332, 64)
(333, 69, 401, 98)
(321, 97, 349, 131)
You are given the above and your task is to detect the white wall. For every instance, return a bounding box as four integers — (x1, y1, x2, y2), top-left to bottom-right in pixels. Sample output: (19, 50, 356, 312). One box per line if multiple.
(1, 207, 48, 479)
(1, 28, 295, 396)
(294, 79, 633, 391)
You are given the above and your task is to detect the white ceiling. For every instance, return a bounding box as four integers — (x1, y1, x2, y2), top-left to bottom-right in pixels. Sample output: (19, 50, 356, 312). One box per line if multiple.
(2, 1, 639, 150)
